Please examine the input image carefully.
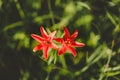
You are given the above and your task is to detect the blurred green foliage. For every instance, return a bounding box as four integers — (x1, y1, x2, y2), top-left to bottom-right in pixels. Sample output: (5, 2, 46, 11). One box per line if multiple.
(0, 0, 120, 80)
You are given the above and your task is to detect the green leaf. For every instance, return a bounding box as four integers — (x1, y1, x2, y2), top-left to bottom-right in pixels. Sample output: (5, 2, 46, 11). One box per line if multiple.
(75, 15, 93, 29)
(76, 2, 91, 10)
(106, 11, 117, 25)
(87, 32, 100, 47)
(3, 21, 23, 32)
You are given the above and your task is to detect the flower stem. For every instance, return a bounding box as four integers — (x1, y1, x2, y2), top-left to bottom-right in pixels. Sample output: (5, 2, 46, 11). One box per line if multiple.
(47, 0, 55, 25)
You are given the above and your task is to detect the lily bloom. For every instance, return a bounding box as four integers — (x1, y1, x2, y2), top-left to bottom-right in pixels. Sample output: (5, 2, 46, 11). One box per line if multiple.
(54, 27, 85, 57)
(31, 26, 58, 59)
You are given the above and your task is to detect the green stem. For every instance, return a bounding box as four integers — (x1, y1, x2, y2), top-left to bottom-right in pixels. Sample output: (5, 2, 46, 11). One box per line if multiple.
(47, 0, 55, 25)
(99, 51, 112, 80)
(14, 0, 25, 19)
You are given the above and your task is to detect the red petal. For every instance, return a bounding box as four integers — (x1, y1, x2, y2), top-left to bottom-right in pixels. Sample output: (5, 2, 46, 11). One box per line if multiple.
(64, 27, 70, 39)
(58, 45, 67, 56)
(71, 30, 78, 40)
(53, 38, 63, 43)
(33, 44, 43, 52)
(67, 46, 77, 57)
(40, 26, 48, 38)
(72, 42, 85, 47)
(50, 42, 58, 50)
(43, 46, 49, 59)
(31, 34, 45, 43)
(49, 31, 56, 40)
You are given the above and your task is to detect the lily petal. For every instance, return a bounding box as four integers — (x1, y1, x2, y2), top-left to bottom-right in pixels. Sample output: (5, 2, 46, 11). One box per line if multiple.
(33, 44, 43, 52)
(53, 38, 63, 43)
(72, 42, 85, 47)
(64, 27, 70, 39)
(50, 42, 59, 50)
(43, 46, 49, 59)
(71, 30, 78, 40)
(31, 34, 46, 43)
(58, 45, 67, 56)
(49, 31, 56, 40)
(67, 46, 76, 57)
(40, 26, 48, 38)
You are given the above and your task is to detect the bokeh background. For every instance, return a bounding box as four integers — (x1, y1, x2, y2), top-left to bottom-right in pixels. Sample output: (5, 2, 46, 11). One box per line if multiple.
(0, 0, 120, 80)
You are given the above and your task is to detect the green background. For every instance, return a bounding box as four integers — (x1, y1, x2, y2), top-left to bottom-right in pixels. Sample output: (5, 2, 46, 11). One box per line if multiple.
(0, 0, 120, 80)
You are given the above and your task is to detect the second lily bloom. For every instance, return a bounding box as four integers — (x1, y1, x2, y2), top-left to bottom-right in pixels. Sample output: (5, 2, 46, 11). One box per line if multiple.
(54, 27, 85, 57)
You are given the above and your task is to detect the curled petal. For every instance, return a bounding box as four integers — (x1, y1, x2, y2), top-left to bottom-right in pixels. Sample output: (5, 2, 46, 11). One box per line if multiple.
(58, 45, 67, 56)
(43, 46, 49, 59)
(50, 42, 59, 50)
(53, 38, 63, 43)
(72, 42, 85, 47)
(49, 31, 56, 40)
(71, 30, 78, 40)
(64, 27, 70, 39)
(40, 26, 48, 38)
(33, 44, 43, 52)
(67, 46, 76, 57)
(31, 34, 46, 43)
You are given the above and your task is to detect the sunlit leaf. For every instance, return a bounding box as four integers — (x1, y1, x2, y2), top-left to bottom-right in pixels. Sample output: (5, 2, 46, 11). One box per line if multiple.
(87, 32, 100, 47)
(106, 11, 117, 25)
(3, 21, 23, 32)
(76, 2, 91, 10)
(75, 15, 93, 29)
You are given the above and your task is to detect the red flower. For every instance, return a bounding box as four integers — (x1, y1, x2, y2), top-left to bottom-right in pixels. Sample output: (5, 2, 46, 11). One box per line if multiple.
(31, 26, 58, 59)
(54, 27, 85, 57)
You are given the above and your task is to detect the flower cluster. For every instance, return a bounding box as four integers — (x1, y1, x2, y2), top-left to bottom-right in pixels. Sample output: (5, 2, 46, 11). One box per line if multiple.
(31, 26, 85, 60)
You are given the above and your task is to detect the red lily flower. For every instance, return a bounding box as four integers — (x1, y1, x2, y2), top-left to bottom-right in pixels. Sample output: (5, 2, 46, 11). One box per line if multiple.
(54, 27, 85, 57)
(31, 26, 58, 59)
